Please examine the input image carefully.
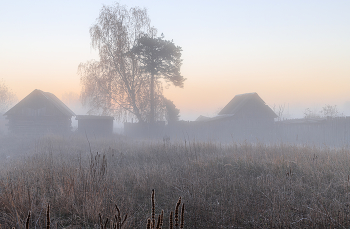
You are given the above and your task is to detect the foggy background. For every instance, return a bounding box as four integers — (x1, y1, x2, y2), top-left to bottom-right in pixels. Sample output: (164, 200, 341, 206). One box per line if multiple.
(1, 0, 350, 122)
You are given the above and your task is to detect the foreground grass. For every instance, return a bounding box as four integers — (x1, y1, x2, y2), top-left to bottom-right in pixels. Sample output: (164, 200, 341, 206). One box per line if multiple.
(1, 135, 350, 228)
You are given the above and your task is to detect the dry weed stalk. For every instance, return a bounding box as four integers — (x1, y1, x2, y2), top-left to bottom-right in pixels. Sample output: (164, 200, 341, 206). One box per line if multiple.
(149, 190, 181, 229)
(114, 204, 127, 229)
(146, 218, 151, 229)
(25, 211, 30, 229)
(152, 189, 155, 228)
(99, 213, 109, 229)
(180, 204, 184, 229)
(99, 204, 127, 229)
(158, 210, 164, 229)
(174, 197, 181, 228)
(156, 215, 161, 229)
(46, 204, 50, 229)
(169, 211, 173, 229)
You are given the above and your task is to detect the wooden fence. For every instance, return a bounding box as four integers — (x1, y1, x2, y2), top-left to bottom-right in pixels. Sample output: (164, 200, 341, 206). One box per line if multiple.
(125, 117, 350, 147)
(273, 117, 350, 147)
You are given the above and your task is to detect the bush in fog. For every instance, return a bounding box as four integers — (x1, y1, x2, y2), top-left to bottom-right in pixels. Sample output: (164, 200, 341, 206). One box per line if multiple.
(0, 79, 16, 114)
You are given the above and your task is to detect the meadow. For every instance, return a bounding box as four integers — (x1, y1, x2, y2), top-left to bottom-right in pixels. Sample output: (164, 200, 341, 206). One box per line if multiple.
(1, 134, 350, 228)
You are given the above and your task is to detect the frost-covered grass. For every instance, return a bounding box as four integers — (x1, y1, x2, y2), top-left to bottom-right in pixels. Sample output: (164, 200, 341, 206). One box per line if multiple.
(1, 135, 350, 228)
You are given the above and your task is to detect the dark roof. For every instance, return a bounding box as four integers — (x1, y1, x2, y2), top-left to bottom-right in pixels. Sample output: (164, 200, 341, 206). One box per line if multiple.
(218, 92, 277, 118)
(4, 89, 75, 116)
(76, 115, 114, 120)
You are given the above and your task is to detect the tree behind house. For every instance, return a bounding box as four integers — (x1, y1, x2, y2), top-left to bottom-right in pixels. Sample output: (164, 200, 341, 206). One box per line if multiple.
(79, 3, 185, 124)
(79, 3, 155, 123)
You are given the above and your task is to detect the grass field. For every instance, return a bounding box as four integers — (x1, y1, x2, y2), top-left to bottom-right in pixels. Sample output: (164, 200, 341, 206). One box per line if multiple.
(1, 134, 350, 228)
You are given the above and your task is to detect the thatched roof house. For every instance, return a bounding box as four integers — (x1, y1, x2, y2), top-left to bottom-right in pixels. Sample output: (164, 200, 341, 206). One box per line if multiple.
(219, 92, 277, 118)
(4, 89, 75, 135)
(197, 92, 277, 123)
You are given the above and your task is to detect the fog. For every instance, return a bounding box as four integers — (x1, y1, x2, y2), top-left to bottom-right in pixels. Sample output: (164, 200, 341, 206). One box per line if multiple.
(1, 1, 350, 227)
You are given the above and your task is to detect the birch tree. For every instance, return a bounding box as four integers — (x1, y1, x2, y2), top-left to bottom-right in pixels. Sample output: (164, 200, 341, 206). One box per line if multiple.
(79, 3, 157, 123)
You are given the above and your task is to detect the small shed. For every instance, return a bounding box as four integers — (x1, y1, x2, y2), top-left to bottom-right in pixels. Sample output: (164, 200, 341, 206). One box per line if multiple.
(75, 115, 114, 136)
(4, 89, 75, 135)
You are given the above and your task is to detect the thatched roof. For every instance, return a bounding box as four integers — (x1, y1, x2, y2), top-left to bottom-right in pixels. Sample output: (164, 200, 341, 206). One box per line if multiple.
(4, 89, 75, 117)
(218, 92, 277, 118)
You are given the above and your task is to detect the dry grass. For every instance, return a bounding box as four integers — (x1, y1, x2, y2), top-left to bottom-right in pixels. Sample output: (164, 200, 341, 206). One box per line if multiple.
(1, 135, 350, 228)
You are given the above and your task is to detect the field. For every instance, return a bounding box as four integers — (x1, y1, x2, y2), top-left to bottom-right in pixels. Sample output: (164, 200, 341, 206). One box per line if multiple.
(1, 134, 350, 228)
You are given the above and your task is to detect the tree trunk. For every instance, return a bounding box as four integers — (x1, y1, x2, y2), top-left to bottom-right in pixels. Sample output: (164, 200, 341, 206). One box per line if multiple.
(150, 73, 155, 123)
(134, 105, 144, 124)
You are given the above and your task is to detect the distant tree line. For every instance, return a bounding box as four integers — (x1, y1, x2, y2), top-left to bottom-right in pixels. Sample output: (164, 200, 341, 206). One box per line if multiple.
(304, 104, 341, 119)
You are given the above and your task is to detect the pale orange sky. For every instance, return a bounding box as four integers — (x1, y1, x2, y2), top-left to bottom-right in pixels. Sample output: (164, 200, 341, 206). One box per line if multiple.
(1, 1, 350, 120)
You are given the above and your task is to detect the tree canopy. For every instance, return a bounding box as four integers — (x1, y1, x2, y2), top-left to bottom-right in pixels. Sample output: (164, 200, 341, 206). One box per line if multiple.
(132, 34, 185, 123)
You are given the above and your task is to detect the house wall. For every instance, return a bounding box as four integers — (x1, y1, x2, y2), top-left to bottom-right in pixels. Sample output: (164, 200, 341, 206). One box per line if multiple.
(6, 116, 72, 135)
(0, 114, 8, 135)
(234, 100, 276, 120)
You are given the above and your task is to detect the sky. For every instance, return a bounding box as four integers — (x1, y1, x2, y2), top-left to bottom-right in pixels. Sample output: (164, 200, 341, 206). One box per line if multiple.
(0, 0, 349, 120)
